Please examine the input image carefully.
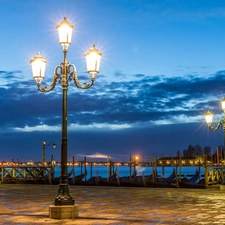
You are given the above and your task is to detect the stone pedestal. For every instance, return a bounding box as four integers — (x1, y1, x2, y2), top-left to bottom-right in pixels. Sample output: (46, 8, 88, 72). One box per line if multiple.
(49, 205, 79, 219)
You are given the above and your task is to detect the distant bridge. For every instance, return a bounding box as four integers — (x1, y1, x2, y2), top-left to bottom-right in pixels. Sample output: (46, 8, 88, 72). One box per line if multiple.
(0, 165, 54, 184)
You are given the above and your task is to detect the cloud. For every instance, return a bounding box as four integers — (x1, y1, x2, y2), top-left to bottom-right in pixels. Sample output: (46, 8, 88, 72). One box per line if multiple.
(13, 124, 61, 132)
(77, 153, 109, 159)
(113, 70, 126, 78)
(13, 122, 131, 132)
(152, 4, 225, 22)
(1, 69, 225, 134)
(0, 70, 23, 88)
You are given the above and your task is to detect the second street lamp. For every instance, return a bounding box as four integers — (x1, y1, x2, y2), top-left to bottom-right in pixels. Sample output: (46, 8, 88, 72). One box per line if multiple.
(42, 141, 56, 165)
(30, 17, 102, 212)
(204, 98, 225, 183)
(204, 98, 225, 148)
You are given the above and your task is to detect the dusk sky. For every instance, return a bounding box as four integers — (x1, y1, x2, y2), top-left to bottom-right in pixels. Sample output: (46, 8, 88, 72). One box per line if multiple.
(1, 0, 225, 162)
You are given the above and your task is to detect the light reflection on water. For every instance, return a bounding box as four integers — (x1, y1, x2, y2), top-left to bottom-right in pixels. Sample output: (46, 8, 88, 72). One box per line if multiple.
(54, 165, 204, 180)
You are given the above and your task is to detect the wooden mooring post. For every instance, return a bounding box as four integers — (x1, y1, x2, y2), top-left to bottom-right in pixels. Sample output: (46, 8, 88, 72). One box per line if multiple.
(84, 156, 87, 181)
(80, 161, 83, 177)
(1, 167, 3, 183)
(107, 156, 110, 182)
(162, 165, 164, 178)
(110, 161, 114, 176)
(109, 161, 112, 177)
(133, 156, 136, 177)
(129, 155, 132, 180)
(72, 156, 75, 185)
(90, 162, 93, 178)
(179, 152, 182, 182)
(151, 155, 155, 182)
(198, 159, 201, 182)
(204, 154, 208, 187)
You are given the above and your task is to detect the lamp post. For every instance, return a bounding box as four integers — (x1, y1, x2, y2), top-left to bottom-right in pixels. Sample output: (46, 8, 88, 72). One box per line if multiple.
(204, 97, 225, 157)
(204, 97, 225, 183)
(42, 141, 56, 164)
(30, 17, 102, 208)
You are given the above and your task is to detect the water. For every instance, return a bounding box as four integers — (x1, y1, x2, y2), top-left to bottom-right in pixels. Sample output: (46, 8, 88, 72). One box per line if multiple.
(54, 165, 204, 180)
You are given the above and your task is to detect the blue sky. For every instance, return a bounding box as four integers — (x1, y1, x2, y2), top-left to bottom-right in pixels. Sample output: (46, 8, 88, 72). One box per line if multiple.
(1, 0, 225, 162)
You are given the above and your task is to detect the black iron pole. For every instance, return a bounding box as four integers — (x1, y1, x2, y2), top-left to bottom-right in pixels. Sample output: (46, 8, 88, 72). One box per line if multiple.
(223, 115, 225, 183)
(54, 50, 74, 206)
(223, 115, 225, 161)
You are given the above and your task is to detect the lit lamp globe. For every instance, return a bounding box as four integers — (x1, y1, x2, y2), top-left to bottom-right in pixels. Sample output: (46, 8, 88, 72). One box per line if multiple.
(135, 156, 139, 164)
(56, 17, 74, 50)
(52, 143, 57, 149)
(221, 97, 225, 111)
(204, 111, 213, 125)
(30, 52, 47, 85)
(85, 44, 102, 81)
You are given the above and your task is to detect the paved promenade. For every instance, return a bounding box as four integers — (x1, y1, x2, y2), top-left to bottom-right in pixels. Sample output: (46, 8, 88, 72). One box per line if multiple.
(0, 184, 225, 224)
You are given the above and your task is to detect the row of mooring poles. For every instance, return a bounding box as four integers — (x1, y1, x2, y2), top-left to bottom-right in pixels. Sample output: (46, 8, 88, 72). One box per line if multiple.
(129, 155, 138, 180)
(70, 156, 115, 182)
(129, 155, 132, 180)
(55, 154, 209, 184)
(175, 151, 203, 183)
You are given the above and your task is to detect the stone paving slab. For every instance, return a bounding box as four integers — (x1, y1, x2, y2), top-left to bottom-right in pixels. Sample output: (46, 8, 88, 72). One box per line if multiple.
(0, 184, 225, 224)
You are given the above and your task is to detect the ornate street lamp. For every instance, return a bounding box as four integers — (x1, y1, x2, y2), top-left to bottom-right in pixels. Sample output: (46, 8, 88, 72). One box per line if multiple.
(204, 98, 225, 182)
(42, 141, 56, 164)
(204, 111, 213, 126)
(204, 98, 225, 133)
(30, 17, 102, 208)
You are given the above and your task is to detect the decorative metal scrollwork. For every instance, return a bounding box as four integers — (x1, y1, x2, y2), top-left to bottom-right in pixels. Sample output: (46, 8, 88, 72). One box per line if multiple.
(37, 63, 94, 92)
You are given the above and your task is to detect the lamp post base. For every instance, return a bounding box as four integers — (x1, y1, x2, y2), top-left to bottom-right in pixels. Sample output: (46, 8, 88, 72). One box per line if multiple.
(49, 205, 79, 219)
(54, 183, 75, 205)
